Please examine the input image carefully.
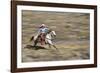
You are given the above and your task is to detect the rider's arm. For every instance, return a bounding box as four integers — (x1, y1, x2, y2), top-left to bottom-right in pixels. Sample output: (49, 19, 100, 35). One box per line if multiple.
(37, 29, 41, 35)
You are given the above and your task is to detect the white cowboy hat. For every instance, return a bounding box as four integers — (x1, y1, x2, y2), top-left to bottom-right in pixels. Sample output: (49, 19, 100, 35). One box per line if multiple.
(41, 24, 45, 26)
(40, 24, 46, 27)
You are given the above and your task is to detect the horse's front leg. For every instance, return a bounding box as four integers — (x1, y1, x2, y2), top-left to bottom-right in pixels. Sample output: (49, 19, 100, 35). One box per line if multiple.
(47, 40, 57, 50)
(48, 43, 51, 48)
(52, 45, 58, 50)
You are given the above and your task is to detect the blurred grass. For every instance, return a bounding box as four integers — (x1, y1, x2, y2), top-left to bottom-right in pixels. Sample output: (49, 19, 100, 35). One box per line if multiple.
(22, 10, 90, 62)
(22, 10, 90, 41)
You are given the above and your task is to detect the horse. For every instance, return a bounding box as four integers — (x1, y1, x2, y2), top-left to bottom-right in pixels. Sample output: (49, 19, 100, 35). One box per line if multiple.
(45, 30, 58, 50)
(30, 30, 58, 50)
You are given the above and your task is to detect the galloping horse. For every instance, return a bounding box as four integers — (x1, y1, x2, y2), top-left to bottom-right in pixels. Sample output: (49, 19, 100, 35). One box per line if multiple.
(30, 30, 57, 50)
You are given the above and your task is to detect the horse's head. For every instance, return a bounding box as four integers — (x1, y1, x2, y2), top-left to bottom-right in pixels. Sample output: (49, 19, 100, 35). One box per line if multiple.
(52, 31, 56, 36)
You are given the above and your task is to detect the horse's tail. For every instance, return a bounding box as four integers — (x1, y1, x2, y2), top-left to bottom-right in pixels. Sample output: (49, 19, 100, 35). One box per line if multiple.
(30, 36, 34, 41)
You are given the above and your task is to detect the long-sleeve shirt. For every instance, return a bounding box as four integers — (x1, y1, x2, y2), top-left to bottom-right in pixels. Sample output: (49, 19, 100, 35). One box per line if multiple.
(38, 27, 48, 34)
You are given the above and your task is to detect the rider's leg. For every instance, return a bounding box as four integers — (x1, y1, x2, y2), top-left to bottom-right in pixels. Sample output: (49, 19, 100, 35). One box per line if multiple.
(41, 33, 45, 45)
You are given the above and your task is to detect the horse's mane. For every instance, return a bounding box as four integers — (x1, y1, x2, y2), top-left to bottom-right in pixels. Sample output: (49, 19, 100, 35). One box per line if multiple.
(47, 29, 52, 34)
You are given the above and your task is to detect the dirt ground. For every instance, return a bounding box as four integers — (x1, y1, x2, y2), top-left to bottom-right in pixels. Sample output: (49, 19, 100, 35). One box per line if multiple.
(22, 10, 90, 62)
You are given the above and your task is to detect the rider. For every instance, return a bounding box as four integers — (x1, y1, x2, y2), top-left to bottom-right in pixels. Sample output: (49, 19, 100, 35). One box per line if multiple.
(38, 24, 49, 45)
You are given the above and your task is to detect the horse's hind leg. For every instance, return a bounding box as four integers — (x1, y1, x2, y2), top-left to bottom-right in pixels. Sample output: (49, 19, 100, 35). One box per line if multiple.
(48, 44, 51, 48)
(33, 40, 38, 47)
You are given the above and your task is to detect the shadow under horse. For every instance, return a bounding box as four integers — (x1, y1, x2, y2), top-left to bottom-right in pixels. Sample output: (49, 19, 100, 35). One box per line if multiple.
(25, 45, 47, 50)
